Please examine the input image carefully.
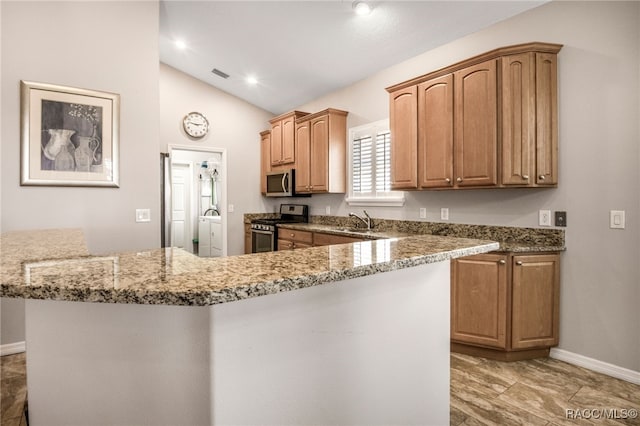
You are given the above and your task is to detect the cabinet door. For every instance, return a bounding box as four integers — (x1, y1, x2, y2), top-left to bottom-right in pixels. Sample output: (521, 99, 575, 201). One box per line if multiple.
(511, 254, 560, 349)
(260, 132, 271, 194)
(454, 59, 498, 187)
(295, 121, 311, 193)
(535, 53, 558, 186)
(270, 120, 282, 166)
(501, 53, 535, 186)
(281, 115, 296, 164)
(418, 74, 454, 188)
(310, 115, 329, 192)
(451, 254, 508, 349)
(389, 86, 418, 189)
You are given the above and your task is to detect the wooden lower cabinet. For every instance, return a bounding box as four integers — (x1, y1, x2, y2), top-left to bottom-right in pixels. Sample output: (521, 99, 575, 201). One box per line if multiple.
(277, 227, 313, 250)
(451, 252, 560, 361)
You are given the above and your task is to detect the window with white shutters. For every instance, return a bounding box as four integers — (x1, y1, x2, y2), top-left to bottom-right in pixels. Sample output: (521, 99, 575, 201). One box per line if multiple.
(347, 120, 404, 206)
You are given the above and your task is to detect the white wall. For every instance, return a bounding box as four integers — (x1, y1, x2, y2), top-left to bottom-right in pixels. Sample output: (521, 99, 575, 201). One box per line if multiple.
(159, 63, 273, 255)
(294, 1, 640, 372)
(1, 1, 160, 344)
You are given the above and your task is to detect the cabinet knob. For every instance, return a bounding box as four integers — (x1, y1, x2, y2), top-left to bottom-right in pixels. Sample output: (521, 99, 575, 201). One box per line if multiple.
(456, 177, 463, 183)
(445, 178, 451, 184)
(538, 175, 546, 181)
(290, 233, 294, 237)
(499, 260, 506, 265)
(522, 175, 529, 180)
(516, 261, 523, 266)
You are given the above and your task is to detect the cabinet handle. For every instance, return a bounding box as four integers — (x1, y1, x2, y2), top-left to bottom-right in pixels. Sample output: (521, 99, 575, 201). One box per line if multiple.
(445, 178, 451, 184)
(515, 261, 523, 266)
(499, 260, 506, 265)
(456, 177, 463, 183)
(538, 175, 546, 181)
(522, 175, 529, 180)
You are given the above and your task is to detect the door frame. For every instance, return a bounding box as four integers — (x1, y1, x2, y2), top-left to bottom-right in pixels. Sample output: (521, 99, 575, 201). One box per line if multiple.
(168, 144, 228, 257)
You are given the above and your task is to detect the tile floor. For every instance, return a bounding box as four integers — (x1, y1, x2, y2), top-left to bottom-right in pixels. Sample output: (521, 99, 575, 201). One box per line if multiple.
(1, 352, 638, 425)
(0, 353, 27, 426)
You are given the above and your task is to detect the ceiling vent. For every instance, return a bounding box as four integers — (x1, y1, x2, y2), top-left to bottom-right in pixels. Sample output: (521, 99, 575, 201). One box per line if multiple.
(211, 68, 230, 79)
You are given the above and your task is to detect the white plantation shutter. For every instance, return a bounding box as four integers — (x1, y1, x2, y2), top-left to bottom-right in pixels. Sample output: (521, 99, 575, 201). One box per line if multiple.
(348, 120, 404, 206)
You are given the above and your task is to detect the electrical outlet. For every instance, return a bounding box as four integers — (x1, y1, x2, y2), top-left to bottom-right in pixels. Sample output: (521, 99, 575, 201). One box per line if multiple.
(419, 208, 427, 219)
(135, 209, 150, 223)
(325, 206, 331, 215)
(539, 210, 551, 226)
(441, 208, 449, 221)
(228, 204, 234, 213)
(555, 211, 567, 227)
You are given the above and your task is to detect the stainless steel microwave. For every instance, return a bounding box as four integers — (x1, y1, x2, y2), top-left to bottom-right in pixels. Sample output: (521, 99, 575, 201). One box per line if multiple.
(265, 169, 295, 197)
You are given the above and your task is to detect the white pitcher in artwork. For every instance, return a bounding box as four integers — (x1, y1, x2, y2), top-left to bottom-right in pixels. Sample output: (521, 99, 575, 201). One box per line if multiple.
(42, 129, 76, 161)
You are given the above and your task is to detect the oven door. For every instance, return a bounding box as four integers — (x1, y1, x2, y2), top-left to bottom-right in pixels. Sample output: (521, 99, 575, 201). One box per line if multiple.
(251, 228, 276, 253)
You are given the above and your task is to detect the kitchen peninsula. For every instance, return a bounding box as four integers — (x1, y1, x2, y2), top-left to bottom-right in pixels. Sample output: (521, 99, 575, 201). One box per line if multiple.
(1, 228, 498, 426)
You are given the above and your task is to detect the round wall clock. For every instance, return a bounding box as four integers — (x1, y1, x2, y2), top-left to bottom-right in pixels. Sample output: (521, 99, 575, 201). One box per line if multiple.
(183, 112, 209, 138)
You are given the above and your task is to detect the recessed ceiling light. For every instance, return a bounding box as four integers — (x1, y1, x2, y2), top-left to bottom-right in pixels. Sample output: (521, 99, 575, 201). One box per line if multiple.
(352, 1, 371, 16)
(246, 76, 258, 85)
(174, 39, 187, 50)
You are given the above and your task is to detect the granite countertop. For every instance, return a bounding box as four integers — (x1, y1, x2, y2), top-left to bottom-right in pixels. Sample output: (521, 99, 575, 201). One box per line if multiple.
(0, 229, 499, 307)
(247, 215, 566, 253)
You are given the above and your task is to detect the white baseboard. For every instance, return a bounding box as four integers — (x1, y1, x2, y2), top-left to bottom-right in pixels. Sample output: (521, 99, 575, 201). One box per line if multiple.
(550, 348, 640, 385)
(0, 341, 26, 356)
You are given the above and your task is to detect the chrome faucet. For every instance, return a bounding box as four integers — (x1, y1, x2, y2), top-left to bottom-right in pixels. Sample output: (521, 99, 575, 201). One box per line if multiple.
(204, 208, 219, 216)
(349, 210, 373, 230)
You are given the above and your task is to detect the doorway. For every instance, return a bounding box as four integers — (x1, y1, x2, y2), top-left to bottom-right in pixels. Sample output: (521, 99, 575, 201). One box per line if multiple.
(163, 145, 228, 256)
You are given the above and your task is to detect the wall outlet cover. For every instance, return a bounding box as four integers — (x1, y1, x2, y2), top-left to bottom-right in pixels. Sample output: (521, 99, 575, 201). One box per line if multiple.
(554, 211, 567, 227)
(440, 208, 449, 221)
(539, 210, 551, 226)
(419, 208, 427, 219)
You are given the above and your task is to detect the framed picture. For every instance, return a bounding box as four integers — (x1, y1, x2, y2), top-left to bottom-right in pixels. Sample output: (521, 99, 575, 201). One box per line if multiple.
(20, 80, 120, 187)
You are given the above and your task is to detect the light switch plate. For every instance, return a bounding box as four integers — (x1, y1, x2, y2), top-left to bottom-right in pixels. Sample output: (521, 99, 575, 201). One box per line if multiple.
(135, 209, 150, 223)
(610, 210, 625, 229)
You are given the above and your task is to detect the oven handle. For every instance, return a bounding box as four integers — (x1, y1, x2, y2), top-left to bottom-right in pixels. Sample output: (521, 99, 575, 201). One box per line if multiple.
(251, 229, 273, 236)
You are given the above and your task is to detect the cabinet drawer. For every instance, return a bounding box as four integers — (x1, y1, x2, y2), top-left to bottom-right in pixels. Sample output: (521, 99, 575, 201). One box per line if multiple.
(313, 232, 363, 246)
(277, 239, 312, 251)
(278, 228, 313, 244)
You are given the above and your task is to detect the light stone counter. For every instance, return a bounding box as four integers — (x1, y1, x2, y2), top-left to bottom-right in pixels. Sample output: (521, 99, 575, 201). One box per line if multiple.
(1, 228, 498, 306)
(2, 227, 499, 425)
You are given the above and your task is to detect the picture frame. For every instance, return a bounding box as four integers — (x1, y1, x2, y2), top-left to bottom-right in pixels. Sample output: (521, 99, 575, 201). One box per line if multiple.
(20, 80, 120, 187)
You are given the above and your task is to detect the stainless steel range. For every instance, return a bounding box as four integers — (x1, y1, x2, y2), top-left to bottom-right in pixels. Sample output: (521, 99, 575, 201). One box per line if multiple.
(250, 204, 309, 253)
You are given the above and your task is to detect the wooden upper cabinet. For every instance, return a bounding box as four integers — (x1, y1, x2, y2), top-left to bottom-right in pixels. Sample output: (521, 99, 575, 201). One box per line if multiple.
(387, 42, 562, 191)
(269, 111, 308, 167)
(294, 120, 311, 194)
(295, 109, 347, 194)
(389, 86, 418, 190)
(511, 254, 560, 349)
(535, 53, 558, 186)
(501, 52, 558, 187)
(309, 115, 329, 192)
(502, 53, 535, 186)
(260, 130, 271, 194)
(454, 59, 498, 187)
(418, 74, 454, 188)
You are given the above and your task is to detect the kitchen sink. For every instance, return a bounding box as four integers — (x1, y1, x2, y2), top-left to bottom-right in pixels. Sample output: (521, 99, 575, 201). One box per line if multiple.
(336, 227, 378, 234)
